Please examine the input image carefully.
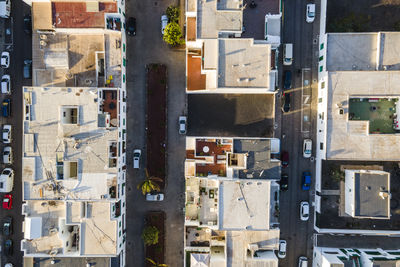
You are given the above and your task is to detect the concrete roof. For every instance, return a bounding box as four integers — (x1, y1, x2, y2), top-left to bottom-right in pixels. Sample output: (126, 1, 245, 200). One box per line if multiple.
(219, 180, 270, 230)
(32, 2, 53, 30)
(345, 170, 390, 219)
(354, 171, 390, 218)
(21, 200, 117, 256)
(326, 71, 400, 160)
(32, 31, 121, 88)
(326, 32, 400, 71)
(226, 230, 279, 267)
(218, 39, 271, 89)
(197, 0, 243, 39)
(22, 87, 119, 201)
(233, 139, 280, 179)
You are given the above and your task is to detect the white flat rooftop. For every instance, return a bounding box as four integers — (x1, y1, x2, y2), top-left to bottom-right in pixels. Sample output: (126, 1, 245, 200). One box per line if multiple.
(227, 230, 279, 267)
(22, 200, 117, 256)
(22, 87, 119, 200)
(219, 180, 270, 230)
(326, 32, 400, 71)
(197, 0, 242, 39)
(326, 71, 400, 160)
(218, 39, 271, 89)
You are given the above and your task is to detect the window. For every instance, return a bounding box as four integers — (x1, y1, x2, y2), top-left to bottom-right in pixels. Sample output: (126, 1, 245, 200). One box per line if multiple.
(321, 81, 325, 89)
(320, 143, 324, 150)
(320, 43, 324, 50)
(319, 56, 323, 61)
(318, 98, 323, 103)
(123, 58, 126, 67)
(319, 66, 323, 72)
(123, 43, 125, 52)
(123, 74, 126, 83)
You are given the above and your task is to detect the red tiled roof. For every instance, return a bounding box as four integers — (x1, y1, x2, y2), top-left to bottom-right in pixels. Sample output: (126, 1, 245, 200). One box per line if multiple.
(52, 2, 117, 28)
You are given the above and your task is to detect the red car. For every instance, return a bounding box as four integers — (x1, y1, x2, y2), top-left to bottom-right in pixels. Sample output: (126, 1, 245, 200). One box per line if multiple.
(2, 194, 12, 210)
(281, 151, 289, 168)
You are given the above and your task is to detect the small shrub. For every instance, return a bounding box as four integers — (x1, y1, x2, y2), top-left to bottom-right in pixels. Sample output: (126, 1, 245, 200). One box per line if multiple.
(141, 226, 159, 246)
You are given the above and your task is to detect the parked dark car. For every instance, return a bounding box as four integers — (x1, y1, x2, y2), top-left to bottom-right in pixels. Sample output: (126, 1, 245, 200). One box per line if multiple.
(127, 17, 136, 36)
(23, 59, 32, 79)
(283, 70, 292, 90)
(3, 216, 12, 236)
(282, 93, 291, 113)
(281, 151, 289, 168)
(2, 98, 10, 117)
(24, 14, 32, 35)
(302, 171, 312, 190)
(280, 174, 288, 191)
(4, 239, 12, 256)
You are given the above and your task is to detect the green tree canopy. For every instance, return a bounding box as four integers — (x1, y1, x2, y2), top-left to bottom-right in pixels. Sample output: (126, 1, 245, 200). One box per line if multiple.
(141, 226, 159, 246)
(166, 6, 180, 23)
(163, 22, 184, 46)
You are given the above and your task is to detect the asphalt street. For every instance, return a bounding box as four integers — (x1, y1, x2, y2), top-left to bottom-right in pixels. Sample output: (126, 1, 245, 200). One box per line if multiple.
(125, 0, 186, 266)
(278, 0, 320, 266)
(0, 0, 32, 266)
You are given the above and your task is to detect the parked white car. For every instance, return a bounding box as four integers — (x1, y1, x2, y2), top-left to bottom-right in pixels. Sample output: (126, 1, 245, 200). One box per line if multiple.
(0, 168, 14, 193)
(306, 3, 315, 23)
(1, 75, 10, 94)
(3, 146, 12, 164)
(300, 201, 310, 221)
(278, 240, 287, 258)
(161, 15, 168, 34)
(133, 149, 141, 169)
(1, 51, 9, 68)
(146, 193, 164, 201)
(303, 139, 312, 158)
(2, 125, 11, 144)
(179, 116, 187, 134)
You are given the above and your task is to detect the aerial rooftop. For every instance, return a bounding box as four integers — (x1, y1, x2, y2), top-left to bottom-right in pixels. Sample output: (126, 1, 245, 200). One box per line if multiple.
(33, 1, 118, 30)
(326, 72, 400, 160)
(345, 170, 390, 219)
(185, 137, 280, 179)
(32, 31, 122, 88)
(326, 32, 400, 71)
(218, 39, 272, 89)
(22, 87, 120, 201)
(21, 200, 117, 256)
(196, 0, 243, 39)
(219, 180, 272, 230)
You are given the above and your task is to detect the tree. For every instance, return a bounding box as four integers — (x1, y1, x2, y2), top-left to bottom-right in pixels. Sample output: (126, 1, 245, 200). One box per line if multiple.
(166, 6, 180, 23)
(141, 226, 159, 246)
(137, 169, 163, 195)
(163, 22, 184, 46)
(146, 258, 168, 267)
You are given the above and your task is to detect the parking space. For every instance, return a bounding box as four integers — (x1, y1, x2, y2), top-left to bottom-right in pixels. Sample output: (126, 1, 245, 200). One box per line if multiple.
(188, 94, 275, 137)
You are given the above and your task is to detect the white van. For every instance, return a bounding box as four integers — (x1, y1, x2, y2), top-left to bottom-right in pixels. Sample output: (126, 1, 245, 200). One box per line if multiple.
(0, 0, 10, 18)
(283, 43, 293, 66)
(298, 256, 308, 267)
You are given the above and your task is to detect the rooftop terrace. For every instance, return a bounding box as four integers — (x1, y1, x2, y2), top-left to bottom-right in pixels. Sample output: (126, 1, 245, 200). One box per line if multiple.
(348, 98, 398, 134)
(33, 31, 121, 88)
(22, 200, 117, 256)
